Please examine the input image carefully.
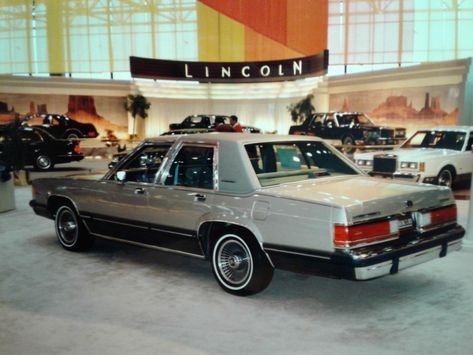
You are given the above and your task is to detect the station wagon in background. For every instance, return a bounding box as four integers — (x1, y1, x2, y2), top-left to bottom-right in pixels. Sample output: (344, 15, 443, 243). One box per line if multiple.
(30, 133, 465, 295)
(289, 112, 406, 153)
(355, 126, 473, 188)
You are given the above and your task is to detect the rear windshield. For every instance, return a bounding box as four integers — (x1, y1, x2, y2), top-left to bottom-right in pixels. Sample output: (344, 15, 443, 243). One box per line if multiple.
(402, 131, 466, 151)
(245, 141, 359, 187)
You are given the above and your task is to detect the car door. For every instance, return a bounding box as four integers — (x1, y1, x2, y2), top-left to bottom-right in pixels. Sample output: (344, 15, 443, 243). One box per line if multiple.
(456, 131, 473, 175)
(81, 144, 171, 241)
(143, 143, 217, 255)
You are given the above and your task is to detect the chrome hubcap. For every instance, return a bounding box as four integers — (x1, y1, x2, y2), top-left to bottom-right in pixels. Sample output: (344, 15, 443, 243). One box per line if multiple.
(438, 170, 452, 187)
(58, 210, 78, 244)
(217, 239, 251, 286)
(37, 156, 51, 169)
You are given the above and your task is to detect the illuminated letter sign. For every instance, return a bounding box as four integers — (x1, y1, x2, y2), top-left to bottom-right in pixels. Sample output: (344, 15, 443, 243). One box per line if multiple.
(130, 50, 328, 83)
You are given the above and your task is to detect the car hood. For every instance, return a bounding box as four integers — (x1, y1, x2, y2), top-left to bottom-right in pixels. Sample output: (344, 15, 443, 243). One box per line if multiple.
(355, 148, 460, 161)
(260, 175, 454, 224)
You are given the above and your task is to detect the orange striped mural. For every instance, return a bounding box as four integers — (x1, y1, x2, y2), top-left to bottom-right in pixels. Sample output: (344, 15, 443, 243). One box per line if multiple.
(197, 0, 328, 61)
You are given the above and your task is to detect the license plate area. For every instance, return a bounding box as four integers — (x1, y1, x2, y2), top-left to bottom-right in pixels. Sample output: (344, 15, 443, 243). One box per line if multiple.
(398, 214, 414, 232)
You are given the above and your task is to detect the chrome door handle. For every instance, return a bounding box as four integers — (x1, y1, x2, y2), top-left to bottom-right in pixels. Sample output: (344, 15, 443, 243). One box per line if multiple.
(194, 193, 206, 202)
(134, 187, 145, 195)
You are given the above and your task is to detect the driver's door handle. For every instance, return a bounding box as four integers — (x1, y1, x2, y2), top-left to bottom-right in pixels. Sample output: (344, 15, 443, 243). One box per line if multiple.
(134, 187, 145, 195)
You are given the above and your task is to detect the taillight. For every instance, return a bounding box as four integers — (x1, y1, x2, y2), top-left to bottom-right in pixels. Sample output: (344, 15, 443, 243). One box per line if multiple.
(415, 205, 457, 230)
(334, 220, 399, 248)
(73, 144, 81, 154)
(87, 131, 96, 137)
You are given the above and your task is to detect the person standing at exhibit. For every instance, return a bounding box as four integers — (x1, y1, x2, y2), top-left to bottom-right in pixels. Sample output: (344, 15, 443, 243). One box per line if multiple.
(215, 117, 234, 132)
(230, 115, 243, 133)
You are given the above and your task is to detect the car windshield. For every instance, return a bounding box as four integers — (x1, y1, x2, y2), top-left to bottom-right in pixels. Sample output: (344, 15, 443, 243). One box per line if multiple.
(402, 130, 466, 151)
(245, 141, 359, 187)
(336, 113, 373, 127)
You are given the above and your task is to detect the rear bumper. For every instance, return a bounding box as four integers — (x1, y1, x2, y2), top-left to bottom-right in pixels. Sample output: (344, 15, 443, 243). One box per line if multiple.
(354, 237, 462, 280)
(264, 224, 465, 280)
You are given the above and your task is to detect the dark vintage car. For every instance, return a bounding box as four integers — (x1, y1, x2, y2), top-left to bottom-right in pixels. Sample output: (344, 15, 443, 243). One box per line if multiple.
(30, 134, 464, 295)
(169, 114, 261, 133)
(25, 114, 99, 140)
(289, 112, 406, 152)
(0, 126, 84, 170)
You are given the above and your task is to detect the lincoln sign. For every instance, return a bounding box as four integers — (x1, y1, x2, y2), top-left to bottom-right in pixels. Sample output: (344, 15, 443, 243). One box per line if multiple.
(130, 50, 328, 83)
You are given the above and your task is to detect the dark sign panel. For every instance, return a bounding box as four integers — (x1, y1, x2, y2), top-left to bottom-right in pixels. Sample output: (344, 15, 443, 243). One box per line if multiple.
(130, 50, 328, 83)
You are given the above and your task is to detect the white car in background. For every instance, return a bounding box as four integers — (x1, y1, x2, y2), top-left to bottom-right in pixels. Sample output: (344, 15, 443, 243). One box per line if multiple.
(355, 126, 473, 187)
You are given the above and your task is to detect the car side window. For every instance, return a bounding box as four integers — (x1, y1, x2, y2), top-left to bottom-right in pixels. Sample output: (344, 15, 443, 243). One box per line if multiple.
(165, 145, 214, 189)
(309, 114, 323, 129)
(465, 133, 473, 151)
(325, 115, 337, 128)
(115, 145, 169, 183)
(21, 130, 43, 143)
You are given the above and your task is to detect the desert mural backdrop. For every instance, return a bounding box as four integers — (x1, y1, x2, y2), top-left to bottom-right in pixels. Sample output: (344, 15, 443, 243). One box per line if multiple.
(0, 94, 128, 139)
(329, 84, 460, 137)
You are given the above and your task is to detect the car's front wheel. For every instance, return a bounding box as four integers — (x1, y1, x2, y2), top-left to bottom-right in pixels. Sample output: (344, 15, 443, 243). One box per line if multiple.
(34, 155, 54, 170)
(55, 205, 93, 251)
(437, 167, 455, 188)
(211, 231, 273, 296)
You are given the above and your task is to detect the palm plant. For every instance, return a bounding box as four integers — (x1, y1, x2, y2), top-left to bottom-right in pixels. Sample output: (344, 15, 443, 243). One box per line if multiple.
(287, 94, 316, 124)
(124, 94, 151, 139)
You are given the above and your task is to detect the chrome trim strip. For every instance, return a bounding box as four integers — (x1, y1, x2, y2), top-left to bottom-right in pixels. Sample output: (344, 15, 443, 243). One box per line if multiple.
(82, 214, 195, 237)
(92, 217, 149, 230)
(338, 235, 400, 251)
(150, 227, 194, 238)
(91, 232, 206, 259)
(264, 247, 331, 260)
(418, 221, 457, 233)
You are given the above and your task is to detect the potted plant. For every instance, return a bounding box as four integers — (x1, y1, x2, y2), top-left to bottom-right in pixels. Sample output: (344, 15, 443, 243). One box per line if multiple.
(287, 94, 316, 124)
(124, 94, 151, 140)
(0, 117, 26, 212)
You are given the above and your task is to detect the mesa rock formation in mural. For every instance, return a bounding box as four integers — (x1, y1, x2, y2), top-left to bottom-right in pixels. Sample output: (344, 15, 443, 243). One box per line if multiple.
(0, 94, 128, 139)
(64, 95, 127, 138)
(333, 88, 459, 136)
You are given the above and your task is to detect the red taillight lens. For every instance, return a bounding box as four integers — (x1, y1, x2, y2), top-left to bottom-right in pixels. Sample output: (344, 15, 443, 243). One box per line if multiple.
(87, 131, 96, 137)
(73, 144, 81, 154)
(431, 205, 457, 225)
(416, 205, 457, 229)
(334, 220, 399, 248)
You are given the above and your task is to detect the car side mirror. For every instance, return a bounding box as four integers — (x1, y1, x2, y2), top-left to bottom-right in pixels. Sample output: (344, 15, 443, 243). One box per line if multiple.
(116, 170, 126, 182)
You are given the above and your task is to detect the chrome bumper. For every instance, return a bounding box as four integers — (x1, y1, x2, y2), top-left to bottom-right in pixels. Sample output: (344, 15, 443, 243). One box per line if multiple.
(354, 239, 462, 280)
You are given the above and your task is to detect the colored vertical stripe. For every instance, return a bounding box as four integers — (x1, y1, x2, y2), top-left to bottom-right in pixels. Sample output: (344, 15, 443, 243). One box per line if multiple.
(197, 2, 244, 61)
(287, 0, 327, 55)
(44, 0, 65, 74)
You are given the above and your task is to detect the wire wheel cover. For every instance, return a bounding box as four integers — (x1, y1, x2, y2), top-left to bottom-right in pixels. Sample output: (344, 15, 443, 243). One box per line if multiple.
(217, 238, 253, 286)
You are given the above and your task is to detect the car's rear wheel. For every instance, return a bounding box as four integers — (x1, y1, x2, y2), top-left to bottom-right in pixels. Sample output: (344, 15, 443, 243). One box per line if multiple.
(34, 155, 54, 170)
(211, 231, 273, 296)
(437, 167, 455, 188)
(55, 205, 93, 251)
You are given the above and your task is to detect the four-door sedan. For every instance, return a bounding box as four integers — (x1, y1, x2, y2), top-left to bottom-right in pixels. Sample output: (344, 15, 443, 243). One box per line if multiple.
(0, 126, 84, 170)
(354, 126, 473, 187)
(30, 133, 464, 295)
